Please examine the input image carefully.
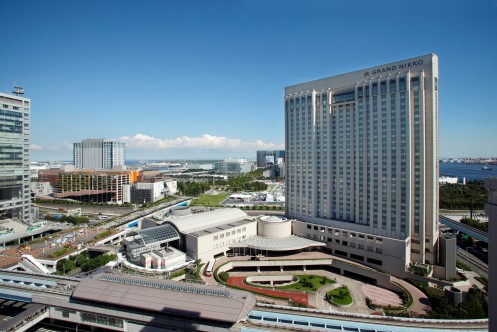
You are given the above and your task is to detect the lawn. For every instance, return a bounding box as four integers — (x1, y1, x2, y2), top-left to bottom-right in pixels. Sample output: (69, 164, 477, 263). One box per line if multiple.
(327, 285, 352, 305)
(277, 274, 335, 292)
(192, 193, 229, 206)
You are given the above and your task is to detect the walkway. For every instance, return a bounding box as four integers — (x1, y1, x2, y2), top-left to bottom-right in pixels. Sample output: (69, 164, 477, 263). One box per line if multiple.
(391, 277, 432, 315)
(227, 276, 309, 307)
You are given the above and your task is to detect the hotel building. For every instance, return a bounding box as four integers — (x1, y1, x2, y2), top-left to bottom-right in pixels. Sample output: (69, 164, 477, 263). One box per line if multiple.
(285, 54, 439, 275)
(0, 90, 31, 224)
(73, 138, 125, 170)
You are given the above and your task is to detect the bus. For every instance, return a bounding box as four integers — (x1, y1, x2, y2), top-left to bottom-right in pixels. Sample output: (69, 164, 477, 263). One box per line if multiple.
(205, 259, 216, 277)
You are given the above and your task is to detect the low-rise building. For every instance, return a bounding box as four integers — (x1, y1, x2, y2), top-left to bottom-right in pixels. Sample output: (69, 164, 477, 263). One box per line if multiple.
(131, 181, 168, 204)
(30, 182, 53, 197)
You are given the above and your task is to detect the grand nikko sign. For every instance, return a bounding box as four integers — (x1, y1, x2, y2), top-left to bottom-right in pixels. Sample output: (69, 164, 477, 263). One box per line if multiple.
(364, 59, 424, 76)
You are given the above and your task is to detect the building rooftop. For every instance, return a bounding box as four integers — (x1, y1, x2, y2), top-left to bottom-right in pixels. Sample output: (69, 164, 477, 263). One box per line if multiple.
(71, 274, 256, 323)
(168, 208, 252, 234)
(234, 235, 326, 251)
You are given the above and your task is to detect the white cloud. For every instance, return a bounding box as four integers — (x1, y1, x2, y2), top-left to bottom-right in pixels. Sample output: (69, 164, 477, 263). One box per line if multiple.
(29, 142, 72, 151)
(119, 133, 284, 151)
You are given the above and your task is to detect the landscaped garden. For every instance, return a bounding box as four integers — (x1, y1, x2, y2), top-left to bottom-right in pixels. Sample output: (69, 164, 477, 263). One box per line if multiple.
(277, 274, 336, 292)
(326, 285, 352, 305)
(191, 193, 229, 206)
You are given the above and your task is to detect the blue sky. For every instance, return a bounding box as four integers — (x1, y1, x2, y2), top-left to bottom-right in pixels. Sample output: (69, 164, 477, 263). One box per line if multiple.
(1, 0, 496, 160)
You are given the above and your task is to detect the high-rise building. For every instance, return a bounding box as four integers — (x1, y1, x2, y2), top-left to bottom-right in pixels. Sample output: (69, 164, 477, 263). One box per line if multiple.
(485, 178, 497, 332)
(285, 54, 439, 275)
(73, 138, 125, 170)
(0, 89, 32, 224)
(256, 150, 285, 168)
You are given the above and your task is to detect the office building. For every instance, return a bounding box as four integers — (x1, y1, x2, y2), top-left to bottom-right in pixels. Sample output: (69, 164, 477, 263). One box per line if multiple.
(256, 150, 285, 168)
(73, 138, 125, 170)
(285, 54, 439, 275)
(0, 89, 31, 224)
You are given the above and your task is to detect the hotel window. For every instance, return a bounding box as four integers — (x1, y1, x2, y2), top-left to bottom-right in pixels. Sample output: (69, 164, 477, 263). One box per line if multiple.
(390, 80, 396, 93)
(357, 86, 363, 98)
(411, 77, 420, 91)
(380, 81, 387, 94)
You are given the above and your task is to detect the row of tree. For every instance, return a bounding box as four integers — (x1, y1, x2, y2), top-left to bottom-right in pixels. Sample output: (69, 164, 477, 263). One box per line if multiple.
(44, 215, 89, 224)
(459, 217, 488, 232)
(439, 180, 487, 210)
(177, 181, 211, 196)
(56, 251, 117, 274)
(177, 169, 268, 196)
(429, 286, 487, 319)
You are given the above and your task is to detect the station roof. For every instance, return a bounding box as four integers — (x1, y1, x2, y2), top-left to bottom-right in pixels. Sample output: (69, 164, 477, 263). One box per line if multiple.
(0, 274, 57, 288)
(233, 235, 326, 251)
(71, 274, 256, 323)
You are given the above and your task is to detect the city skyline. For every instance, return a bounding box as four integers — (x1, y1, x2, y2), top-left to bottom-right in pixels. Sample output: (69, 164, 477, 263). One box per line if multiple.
(1, 0, 496, 160)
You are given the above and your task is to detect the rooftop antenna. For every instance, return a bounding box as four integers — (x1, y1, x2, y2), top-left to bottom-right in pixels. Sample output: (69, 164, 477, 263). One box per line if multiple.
(13, 83, 24, 96)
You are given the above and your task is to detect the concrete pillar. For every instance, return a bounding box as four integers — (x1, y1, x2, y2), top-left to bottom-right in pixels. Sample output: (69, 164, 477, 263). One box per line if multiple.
(303, 265, 306, 271)
(280, 266, 284, 272)
(257, 266, 260, 273)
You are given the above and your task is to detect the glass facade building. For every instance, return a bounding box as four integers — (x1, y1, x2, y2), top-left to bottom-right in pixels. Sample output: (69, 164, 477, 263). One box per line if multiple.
(256, 150, 285, 168)
(285, 54, 439, 272)
(0, 92, 31, 224)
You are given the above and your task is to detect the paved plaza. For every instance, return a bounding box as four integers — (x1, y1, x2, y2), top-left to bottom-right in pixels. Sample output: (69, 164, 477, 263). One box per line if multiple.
(200, 251, 431, 315)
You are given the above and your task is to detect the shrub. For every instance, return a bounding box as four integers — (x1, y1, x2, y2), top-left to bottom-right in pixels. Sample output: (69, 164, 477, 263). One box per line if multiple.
(219, 272, 229, 282)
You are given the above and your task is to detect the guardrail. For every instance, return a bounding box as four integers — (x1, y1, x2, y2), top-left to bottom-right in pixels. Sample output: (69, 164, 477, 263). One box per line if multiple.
(255, 303, 488, 326)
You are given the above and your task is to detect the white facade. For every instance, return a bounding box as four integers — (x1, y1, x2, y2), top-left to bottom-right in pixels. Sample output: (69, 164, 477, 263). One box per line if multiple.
(164, 180, 177, 195)
(258, 216, 291, 238)
(30, 181, 53, 196)
(185, 220, 257, 263)
(439, 176, 458, 184)
(188, 163, 214, 170)
(166, 208, 258, 262)
(285, 54, 439, 275)
(136, 182, 165, 201)
(73, 138, 125, 170)
(0, 92, 31, 224)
